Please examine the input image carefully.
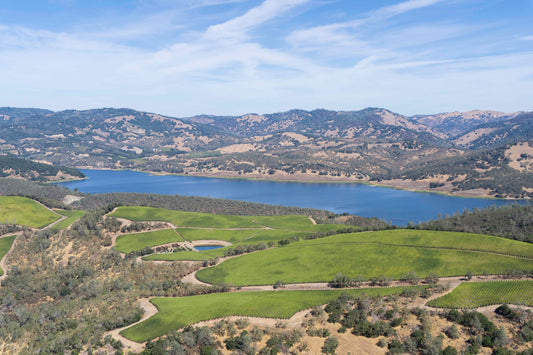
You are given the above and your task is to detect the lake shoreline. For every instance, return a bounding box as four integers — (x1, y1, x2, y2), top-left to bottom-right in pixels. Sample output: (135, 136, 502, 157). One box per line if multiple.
(59, 169, 526, 226)
(76, 166, 523, 201)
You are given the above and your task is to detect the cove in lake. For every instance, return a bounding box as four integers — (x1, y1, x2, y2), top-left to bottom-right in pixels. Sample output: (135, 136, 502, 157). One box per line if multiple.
(195, 245, 224, 251)
(59, 169, 526, 226)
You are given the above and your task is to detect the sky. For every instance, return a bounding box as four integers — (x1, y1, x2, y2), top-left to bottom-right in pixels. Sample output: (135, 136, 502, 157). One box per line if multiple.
(0, 0, 532, 117)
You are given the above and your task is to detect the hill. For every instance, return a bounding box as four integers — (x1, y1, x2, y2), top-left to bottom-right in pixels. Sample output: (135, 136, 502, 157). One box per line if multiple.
(0, 155, 85, 182)
(378, 140, 533, 199)
(412, 110, 522, 137)
(415, 204, 533, 242)
(0, 107, 53, 121)
(1, 106, 531, 198)
(453, 112, 533, 149)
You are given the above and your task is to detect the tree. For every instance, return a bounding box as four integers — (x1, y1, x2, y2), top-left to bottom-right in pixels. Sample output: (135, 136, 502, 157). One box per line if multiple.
(424, 273, 439, 285)
(321, 336, 339, 354)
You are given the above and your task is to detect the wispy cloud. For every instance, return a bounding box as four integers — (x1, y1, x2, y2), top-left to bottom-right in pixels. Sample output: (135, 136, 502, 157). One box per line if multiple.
(205, 0, 309, 41)
(0, 0, 531, 116)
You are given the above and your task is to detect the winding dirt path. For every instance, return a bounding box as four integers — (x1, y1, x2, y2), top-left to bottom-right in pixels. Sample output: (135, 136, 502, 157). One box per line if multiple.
(104, 298, 158, 353)
(108, 275, 533, 351)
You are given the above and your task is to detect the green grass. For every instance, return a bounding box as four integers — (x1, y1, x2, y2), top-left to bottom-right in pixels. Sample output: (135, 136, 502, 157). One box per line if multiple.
(109, 206, 262, 228)
(251, 215, 316, 230)
(177, 228, 312, 244)
(297, 229, 533, 258)
(52, 209, 85, 230)
(196, 230, 533, 286)
(115, 229, 184, 253)
(0, 235, 16, 276)
(121, 287, 411, 342)
(109, 206, 349, 260)
(427, 280, 533, 308)
(0, 196, 61, 228)
(109, 206, 347, 232)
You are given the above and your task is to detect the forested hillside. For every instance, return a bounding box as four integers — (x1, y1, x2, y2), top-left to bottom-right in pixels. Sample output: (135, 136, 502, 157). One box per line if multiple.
(0, 155, 85, 182)
(415, 204, 533, 242)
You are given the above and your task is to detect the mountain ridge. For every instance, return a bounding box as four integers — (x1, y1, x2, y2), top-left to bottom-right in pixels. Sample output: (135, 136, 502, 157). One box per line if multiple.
(0, 106, 531, 198)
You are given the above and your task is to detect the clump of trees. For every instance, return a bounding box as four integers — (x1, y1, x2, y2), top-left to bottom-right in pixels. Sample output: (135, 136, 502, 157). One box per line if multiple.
(415, 204, 533, 243)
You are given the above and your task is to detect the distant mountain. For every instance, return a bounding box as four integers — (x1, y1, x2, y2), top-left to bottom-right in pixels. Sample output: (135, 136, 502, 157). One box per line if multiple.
(0, 106, 531, 198)
(453, 112, 533, 149)
(0, 107, 236, 167)
(0, 107, 54, 121)
(191, 107, 445, 143)
(412, 110, 522, 137)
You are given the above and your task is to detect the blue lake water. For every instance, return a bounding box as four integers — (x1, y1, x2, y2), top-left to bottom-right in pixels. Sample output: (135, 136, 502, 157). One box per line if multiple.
(59, 169, 526, 225)
(195, 245, 225, 251)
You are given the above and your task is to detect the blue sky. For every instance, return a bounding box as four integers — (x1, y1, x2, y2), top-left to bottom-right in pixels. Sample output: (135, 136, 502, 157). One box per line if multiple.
(0, 0, 532, 117)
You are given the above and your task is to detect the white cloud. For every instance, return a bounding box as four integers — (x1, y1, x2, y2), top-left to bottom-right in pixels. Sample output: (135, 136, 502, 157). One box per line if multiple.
(374, 0, 448, 18)
(521, 35, 533, 41)
(0, 0, 531, 116)
(205, 0, 309, 41)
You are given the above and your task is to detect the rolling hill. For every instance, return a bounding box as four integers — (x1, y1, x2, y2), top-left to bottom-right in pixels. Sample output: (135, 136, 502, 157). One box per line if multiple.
(0, 106, 531, 198)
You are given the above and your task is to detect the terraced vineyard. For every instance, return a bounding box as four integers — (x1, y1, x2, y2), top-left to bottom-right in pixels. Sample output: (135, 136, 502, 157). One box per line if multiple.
(109, 206, 348, 259)
(121, 287, 413, 342)
(196, 230, 533, 286)
(0, 196, 61, 228)
(428, 280, 533, 308)
(115, 229, 184, 253)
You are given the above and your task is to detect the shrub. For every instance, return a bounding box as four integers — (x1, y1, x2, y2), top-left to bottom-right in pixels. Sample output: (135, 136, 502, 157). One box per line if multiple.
(321, 336, 339, 354)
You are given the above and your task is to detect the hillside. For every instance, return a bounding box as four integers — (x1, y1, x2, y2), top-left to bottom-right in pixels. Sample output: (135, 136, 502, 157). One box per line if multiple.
(378, 140, 533, 199)
(191, 108, 444, 142)
(0, 155, 85, 182)
(0, 107, 531, 198)
(413, 110, 522, 137)
(0, 194, 532, 354)
(415, 204, 533, 242)
(453, 112, 533, 149)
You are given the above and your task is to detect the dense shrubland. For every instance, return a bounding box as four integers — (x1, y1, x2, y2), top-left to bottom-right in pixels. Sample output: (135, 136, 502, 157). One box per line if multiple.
(74, 192, 334, 220)
(414, 204, 533, 242)
(0, 211, 226, 354)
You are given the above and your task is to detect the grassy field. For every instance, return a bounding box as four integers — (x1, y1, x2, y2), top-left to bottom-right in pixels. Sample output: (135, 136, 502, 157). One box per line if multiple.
(110, 206, 348, 260)
(427, 280, 533, 308)
(109, 206, 263, 228)
(115, 229, 184, 253)
(121, 287, 412, 342)
(298, 229, 533, 258)
(0, 235, 16, 276)
(109, 206, 346, 232)
(0, 196, 61, 228)
(196, 230, 533, 286)
(52, 209, 85, 230)
(177, 228, 312, 244)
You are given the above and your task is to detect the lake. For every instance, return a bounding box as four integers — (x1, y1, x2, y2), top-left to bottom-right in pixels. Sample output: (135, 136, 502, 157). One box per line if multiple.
(59, 169, 525, 225)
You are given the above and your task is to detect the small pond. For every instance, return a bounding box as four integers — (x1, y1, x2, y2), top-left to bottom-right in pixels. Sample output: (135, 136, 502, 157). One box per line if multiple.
(195, 245, 224, 251)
